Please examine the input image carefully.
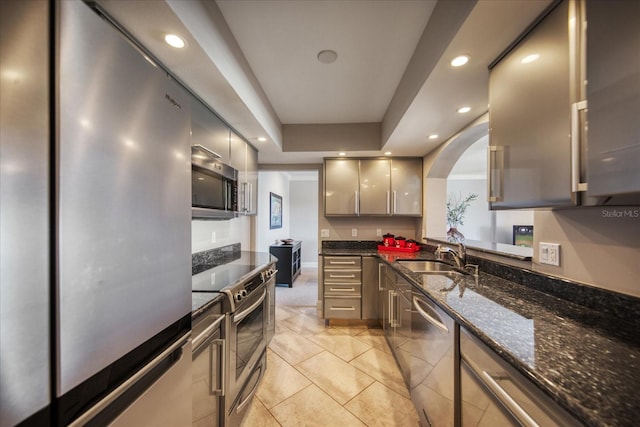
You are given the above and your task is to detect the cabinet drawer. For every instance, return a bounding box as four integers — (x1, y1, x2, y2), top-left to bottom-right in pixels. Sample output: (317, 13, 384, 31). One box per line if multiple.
(323, 256, 361, 269)
(323, 269, 361, 283)
(324, 283, 361, 297)
(324, 298, 361, 319)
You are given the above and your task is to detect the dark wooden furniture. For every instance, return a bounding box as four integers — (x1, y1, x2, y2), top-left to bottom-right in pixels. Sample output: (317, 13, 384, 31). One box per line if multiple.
(269, 241, 301, 287)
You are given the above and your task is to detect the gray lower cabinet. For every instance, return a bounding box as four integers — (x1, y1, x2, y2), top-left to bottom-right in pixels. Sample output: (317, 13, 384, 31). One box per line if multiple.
(460, 327, 581, 427)
(323, 256, 362, 319)
(361, 257, 380, 320)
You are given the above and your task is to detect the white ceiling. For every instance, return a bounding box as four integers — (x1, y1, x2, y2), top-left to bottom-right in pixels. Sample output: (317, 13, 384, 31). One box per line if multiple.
(217, 0, 435, 124)
(95, 0, 552, 165)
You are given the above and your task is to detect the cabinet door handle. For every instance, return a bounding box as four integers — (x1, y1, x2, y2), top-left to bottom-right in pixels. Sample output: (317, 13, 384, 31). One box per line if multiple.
(378, 263, 384, 291)
(329, 260, 356, 265)
(413, 296, 448, 334)
(487, 145, 504, 202)
(330, 306, 356, 311)
(571, 100, 588, 192)
(481, 371, 540, 427)
(210, 339, 225, 396)
(393, 191, 397, 214)
(329, 274, 356, 279)
(329, 287, 356, 292)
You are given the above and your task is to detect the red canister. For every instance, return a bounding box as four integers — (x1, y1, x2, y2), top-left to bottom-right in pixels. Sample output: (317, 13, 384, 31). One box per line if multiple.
(406, 239, 417, 249)
(395, 236, 406, 248)
(382, 233, 395, 247)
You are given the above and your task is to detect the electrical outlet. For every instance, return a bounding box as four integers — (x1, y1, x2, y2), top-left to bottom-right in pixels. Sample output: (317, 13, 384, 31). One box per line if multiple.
(539, 242, 560, 266)
(352, 228, 357, 237)
(376, 229, 382, 237)
(320, 229, 330, 238)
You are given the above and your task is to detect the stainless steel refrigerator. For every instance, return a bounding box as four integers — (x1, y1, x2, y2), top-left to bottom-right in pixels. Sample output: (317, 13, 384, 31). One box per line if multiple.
(2, 1, 192, 425)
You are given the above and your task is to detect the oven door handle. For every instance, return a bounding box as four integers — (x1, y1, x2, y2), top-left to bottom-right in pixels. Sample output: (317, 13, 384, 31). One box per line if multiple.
(234, 289, 267, 324)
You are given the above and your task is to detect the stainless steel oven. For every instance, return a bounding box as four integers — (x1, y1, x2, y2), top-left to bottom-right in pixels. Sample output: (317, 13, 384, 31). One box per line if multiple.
(224, 283, 268, 426)
(192, 145, 238, 220)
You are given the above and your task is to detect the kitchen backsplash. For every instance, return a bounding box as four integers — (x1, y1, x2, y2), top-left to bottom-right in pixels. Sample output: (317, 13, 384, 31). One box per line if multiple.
(192, 243, 241, 274)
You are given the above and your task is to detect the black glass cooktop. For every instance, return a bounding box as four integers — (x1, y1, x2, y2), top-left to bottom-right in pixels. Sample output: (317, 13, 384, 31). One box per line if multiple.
(191, 251, 274, 292)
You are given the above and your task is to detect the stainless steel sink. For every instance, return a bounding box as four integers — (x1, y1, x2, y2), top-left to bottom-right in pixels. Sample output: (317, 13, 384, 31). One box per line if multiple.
(397, 259, 459, 273)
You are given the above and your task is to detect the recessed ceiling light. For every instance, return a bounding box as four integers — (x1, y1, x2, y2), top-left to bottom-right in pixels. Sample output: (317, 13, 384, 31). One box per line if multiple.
(384, 151, 392, 155)
(428, 134, 439, 140)
(257, 137, 267, 142)
(451, 55, 470, 67)
(521, 53, 540, 64)
(338, 152, 346, 156)
(164, 34, 186, 49)
(317, 50, 338, 64)
(457, 106, 471, 114)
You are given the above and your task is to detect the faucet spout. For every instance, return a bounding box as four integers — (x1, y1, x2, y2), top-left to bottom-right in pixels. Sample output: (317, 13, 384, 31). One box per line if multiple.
(434, 243, 467, 269)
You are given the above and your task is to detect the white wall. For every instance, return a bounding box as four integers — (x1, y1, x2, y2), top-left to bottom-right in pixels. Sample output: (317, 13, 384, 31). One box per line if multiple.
(446, 179, 491, 241)
(256, 171, 291, 253)
(290, 180, 319, 266)
(191, 216, 251, 253)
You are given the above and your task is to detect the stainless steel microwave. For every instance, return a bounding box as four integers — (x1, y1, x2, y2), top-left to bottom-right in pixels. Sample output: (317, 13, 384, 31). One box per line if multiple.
(191, 145, 238, 220)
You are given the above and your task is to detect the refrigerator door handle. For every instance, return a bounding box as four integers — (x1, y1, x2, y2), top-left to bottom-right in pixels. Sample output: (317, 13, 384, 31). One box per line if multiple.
(69, 332, 191, 427)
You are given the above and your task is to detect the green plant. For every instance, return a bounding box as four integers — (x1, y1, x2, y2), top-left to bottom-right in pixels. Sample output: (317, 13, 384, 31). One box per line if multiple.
(446, 192, 478, 228)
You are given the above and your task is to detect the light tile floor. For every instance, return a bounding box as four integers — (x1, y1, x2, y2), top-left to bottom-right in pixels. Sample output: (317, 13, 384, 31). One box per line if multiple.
(240, 270, 420, 427)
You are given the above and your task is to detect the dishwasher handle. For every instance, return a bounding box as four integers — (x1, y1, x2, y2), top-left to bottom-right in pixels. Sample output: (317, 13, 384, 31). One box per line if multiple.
(413, 296, 449, 334)
(481, 370, 540, 427)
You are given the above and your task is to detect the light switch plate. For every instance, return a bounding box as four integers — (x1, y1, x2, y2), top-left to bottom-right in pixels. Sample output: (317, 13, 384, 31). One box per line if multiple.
(320, 229, 330, 238)
(376, 229, 382, 237)
(539, 242, 560, 266)
(351, 228, 358, 237)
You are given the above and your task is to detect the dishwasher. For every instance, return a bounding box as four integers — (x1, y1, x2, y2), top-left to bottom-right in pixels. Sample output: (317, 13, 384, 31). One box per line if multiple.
(411, 290, 457, 427)
(460, 327, 581, 427)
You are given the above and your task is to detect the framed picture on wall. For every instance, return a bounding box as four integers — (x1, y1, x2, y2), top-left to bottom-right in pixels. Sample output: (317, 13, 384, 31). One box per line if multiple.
(269, 192, 282, 229)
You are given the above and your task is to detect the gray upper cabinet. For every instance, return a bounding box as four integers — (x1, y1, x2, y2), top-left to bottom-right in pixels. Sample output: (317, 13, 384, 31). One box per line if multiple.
(325, 158, 423, 216)
(325, 159, 360, 215)
(230, 130, 258, 215)
(244, 144, 258, 215)
(489, 0, 640, 208)
(360, 159, 391, 215)
(585, 0, 640, 198)
(391, 158, 422, 216)
(488, 0, 577, 209)
(190, 97, 230, 165)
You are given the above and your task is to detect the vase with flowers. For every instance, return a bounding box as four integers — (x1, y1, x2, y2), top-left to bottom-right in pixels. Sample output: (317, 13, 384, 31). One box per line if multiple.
(446, 192, 478, 242)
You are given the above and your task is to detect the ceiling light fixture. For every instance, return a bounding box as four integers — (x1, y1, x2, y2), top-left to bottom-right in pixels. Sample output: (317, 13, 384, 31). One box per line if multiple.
(451, 55, 470, 67)
(384, 151, 392, 155)
(317, 49, 338, 64)
(258, 137, 267, 142)
(521, 53, 540, 64)
(164, 34, 186, 49)
(338, 152, 346, 156)
(428, 134, 439, 140)
(457, 106, 471, 114)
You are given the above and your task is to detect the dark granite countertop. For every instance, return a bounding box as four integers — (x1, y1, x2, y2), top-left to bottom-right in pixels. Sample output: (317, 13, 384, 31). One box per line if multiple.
(191, 292, 224, 320)
(320, 243, 640, 427)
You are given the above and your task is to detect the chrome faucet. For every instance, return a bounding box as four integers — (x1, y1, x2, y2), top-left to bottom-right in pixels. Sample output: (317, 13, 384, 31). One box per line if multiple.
(435, 243, 467, 269)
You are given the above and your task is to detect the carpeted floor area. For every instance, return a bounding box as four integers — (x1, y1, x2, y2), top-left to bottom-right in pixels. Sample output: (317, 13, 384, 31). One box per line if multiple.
(275, 268, 318, 307)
